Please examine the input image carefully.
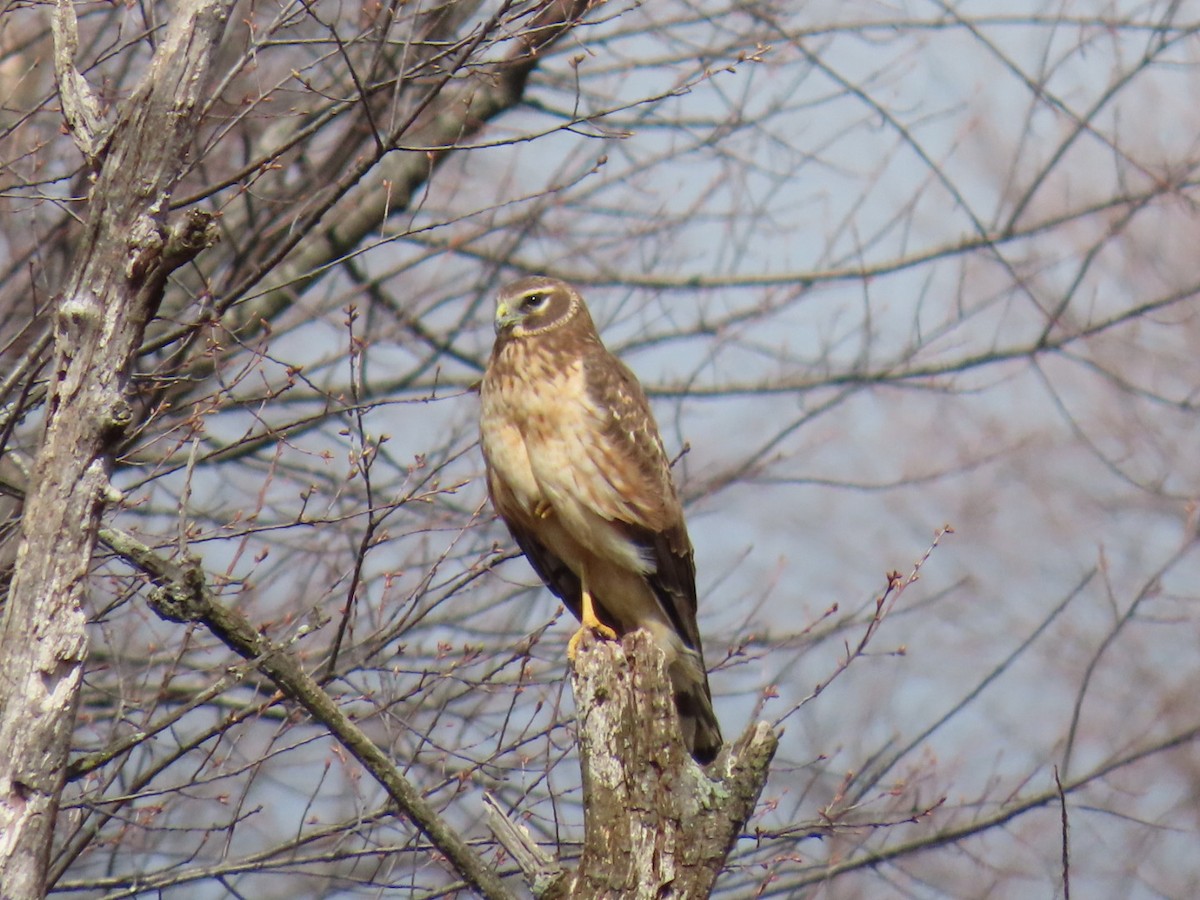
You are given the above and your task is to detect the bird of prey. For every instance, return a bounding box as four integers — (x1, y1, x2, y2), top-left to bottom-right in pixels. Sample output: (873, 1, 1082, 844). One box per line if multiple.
(479, 276, 722, 764)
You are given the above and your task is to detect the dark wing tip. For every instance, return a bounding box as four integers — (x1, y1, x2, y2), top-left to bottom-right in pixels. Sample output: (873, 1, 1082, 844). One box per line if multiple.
(675, 684, 723, 764)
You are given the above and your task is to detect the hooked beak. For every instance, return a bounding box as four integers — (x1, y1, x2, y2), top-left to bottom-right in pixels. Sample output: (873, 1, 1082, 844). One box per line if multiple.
(494, 301, 522, 334)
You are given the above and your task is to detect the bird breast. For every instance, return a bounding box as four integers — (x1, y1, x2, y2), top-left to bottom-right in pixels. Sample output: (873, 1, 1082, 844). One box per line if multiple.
(482, 342, 650, 575)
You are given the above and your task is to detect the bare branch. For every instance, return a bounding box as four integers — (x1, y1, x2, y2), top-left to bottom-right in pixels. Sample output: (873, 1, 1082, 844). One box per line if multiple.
(108, 526, 518, 900)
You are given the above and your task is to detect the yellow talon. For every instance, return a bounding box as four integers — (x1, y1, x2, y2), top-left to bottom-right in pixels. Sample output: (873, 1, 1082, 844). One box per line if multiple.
(566, 585, 617, 662)
(533, 499, 553, 519)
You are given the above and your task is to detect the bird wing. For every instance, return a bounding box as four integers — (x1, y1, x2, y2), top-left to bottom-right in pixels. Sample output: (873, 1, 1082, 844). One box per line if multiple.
(576, 346, 703, 654)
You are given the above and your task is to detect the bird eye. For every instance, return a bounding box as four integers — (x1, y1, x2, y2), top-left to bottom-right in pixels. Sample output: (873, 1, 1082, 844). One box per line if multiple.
(520, 292, 548, 313)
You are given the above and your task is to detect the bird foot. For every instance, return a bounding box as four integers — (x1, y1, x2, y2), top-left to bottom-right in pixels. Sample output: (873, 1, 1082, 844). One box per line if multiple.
(533, 499, 553, 519)
(567, 621, 618, 662)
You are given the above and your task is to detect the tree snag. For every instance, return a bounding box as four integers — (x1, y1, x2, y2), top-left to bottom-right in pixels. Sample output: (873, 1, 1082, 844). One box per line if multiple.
(493, 631, 777, 899)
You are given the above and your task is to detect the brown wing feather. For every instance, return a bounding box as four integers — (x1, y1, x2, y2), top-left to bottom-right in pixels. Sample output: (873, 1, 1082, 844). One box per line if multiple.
(643, 525, 703, 653)
(581, 345, 705, 656)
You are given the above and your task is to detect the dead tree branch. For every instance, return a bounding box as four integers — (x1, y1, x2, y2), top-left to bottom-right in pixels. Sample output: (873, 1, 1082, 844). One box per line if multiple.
(104, 527, 518, 900)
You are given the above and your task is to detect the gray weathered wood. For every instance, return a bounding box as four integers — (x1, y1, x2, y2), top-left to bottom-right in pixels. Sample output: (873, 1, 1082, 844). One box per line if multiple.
(556, 632, 777, 898)
(0, 1, 229, 895)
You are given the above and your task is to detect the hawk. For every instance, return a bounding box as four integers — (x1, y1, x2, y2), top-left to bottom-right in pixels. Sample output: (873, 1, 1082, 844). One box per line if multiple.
(479, 276, 722, 764)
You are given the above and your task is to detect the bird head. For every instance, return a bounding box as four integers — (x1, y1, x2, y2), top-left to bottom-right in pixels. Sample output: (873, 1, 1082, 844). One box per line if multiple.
(493, 276, 587, 338)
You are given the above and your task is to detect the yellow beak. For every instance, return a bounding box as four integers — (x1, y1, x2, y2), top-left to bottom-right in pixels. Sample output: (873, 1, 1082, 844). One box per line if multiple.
(494, 301, 522, 334)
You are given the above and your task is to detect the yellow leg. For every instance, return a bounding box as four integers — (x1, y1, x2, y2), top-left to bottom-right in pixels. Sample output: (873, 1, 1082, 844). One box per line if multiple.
(567, 577, 617, 661)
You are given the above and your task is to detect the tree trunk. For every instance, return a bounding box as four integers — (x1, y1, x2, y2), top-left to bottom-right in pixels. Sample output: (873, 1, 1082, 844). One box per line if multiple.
(492, 631, 777, 899)
(0, 1, 227, 894)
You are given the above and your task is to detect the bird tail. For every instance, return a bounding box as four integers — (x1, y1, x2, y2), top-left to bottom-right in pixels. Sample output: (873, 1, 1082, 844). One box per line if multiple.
(674, 674, 722, 764)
